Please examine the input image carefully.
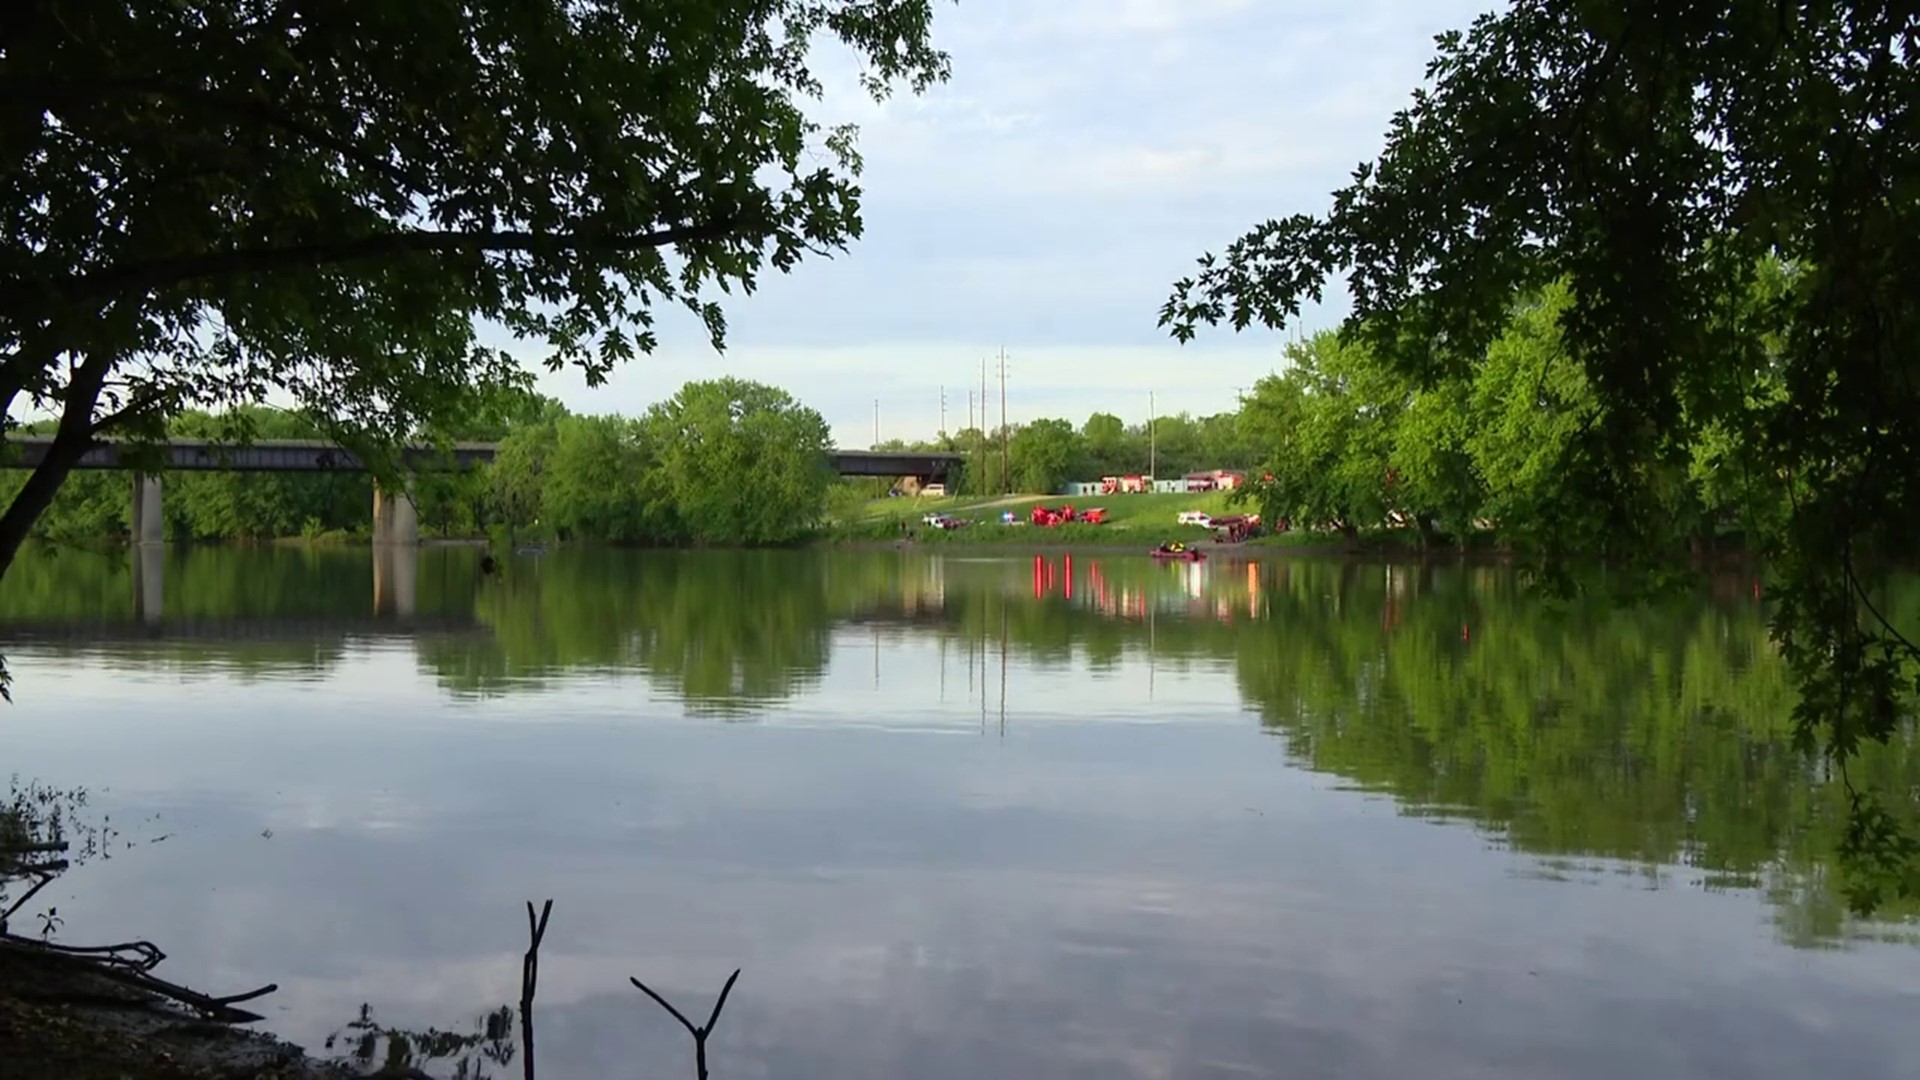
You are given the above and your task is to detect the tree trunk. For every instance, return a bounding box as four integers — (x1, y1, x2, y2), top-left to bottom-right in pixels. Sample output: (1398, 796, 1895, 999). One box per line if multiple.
(0, 428, 92, 578)
(1338, 521, 1360, 551)
(0, 348, 115, 580)
(1414, 514, 1440, 550)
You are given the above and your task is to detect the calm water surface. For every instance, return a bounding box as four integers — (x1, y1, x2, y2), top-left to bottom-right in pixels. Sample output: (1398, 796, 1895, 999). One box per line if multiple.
(2, 545, 1916, 1079)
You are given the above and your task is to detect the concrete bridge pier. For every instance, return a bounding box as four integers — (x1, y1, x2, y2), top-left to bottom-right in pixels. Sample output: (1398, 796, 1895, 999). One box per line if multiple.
(372, 478, 419, 546)
(372, 543, 418, 620)
(131, 543, 164, 624)
(131, 473, 164, 546)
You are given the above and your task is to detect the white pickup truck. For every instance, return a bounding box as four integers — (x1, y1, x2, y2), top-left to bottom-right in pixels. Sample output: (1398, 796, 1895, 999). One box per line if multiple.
(1176, 511, 1213, 527)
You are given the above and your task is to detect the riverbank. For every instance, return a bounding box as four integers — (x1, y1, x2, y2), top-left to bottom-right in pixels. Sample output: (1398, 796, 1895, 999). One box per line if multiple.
(0, 941, 345, 1080)
(826, 529, 1772, 569)
(826, 533, 1485, 560)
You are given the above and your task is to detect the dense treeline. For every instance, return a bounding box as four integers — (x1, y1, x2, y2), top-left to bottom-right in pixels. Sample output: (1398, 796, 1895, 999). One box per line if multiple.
(863, 277, 1786, 548)
(0, 278, 1800, 553)
(1234, 279, 1790, 554)
(872, 409, 1256, 498)
(1, 378, 835, 547)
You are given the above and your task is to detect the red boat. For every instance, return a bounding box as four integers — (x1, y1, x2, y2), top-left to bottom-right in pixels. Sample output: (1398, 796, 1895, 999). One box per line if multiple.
(1151, 542, 1206, 562)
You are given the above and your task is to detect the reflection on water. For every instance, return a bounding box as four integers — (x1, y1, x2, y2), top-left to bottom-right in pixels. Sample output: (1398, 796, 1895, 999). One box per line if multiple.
(1, 544, 1917, 1079)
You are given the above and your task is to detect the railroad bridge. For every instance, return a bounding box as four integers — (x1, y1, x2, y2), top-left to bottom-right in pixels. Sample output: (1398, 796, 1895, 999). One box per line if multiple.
(1, 437, 962, 544)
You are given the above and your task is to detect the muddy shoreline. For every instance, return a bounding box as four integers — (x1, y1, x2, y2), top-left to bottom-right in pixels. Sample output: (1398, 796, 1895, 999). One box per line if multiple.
(0, 941, 347, 1080)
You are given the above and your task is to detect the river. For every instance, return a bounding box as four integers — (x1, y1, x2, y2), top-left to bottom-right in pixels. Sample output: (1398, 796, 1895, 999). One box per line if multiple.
(2, 544, 1916, 1079)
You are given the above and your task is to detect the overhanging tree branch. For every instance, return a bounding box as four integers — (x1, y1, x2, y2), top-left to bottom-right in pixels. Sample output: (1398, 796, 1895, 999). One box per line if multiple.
(2, 220, 739, 310)
(8, 74, 431, 195)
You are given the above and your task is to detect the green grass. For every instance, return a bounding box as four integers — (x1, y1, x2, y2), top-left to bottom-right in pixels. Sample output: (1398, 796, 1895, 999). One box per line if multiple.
(857, 489, 1243, 527)
(834, 489, 1250, 546)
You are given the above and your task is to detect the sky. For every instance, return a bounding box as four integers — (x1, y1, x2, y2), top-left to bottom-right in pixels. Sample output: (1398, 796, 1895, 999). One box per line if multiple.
(506, 0, 1498, 448)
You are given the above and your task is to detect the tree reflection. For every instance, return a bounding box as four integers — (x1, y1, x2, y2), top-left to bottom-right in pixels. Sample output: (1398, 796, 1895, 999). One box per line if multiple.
(2, 541, 1915, 943)
(1217, 560, 1920, 944)
(324, 1002, 515, 1079)
(429, 549, 860, 715)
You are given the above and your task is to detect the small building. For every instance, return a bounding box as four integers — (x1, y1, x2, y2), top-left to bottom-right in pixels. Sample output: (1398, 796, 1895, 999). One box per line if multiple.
(1182, 470, 1245, 492)
(1100, 474, 1152, 495)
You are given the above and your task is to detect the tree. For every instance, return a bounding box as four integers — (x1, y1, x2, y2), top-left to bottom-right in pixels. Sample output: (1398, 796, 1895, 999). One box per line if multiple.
(645, 378, 833, 546)
(1143, 413, 1205, 477)
(1237, 333, 1395, 546)
(1457, 286, 1605, 553)
(1080, 412, 1136, 476)
(543, 415, 663, 543)
(0, 0, 948, 576)
(1194, 410, 1255, 472)
(491, 417, 562, 539)
(1389, 376, 1481, 543)
(1008, 418, 1083, 494)
(1164, 1, 1920, 910)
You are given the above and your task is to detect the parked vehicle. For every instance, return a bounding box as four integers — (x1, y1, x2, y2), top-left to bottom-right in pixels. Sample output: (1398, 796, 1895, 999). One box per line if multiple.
(1031, 504, 1103, 527)
(1209, 514, 1259, 542)
(1177, 511, 1213, 527)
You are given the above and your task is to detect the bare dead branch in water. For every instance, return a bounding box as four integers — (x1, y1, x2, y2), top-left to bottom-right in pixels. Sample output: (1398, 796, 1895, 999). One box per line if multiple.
(0, 839, 70, 856)
(0, 867, 62, 928)
(0, 938, 274, 1022)
(520, 899, 553, 1080)
(7, 936, 166, 972)
(629, 967, 742, 1080)
(209, 983, 280, 1006)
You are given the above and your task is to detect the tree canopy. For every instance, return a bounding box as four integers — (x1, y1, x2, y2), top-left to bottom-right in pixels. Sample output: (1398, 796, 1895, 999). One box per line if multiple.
(1164, 1, 1920, 910)
(0, 0, 948, 573)
(481, 378, 834, 546)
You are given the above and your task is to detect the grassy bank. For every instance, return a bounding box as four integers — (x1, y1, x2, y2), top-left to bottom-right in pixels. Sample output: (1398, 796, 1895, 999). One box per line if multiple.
(857, 489, 1241, 526)
(828, 492, 1533, 557)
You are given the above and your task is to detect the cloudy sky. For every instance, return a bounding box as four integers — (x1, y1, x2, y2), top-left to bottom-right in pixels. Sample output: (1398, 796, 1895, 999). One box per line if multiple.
(512, 0, 1497, 447)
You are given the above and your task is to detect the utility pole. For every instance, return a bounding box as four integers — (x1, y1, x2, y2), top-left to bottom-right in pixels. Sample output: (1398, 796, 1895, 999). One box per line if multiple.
(1149, 390, 1157, 481)
(939, 385, 947, 440)
(873, 398, 880, 448)
(966, 389, 977, 495)
(979, 357, 989, 494)
(998, 346, 1009, 493)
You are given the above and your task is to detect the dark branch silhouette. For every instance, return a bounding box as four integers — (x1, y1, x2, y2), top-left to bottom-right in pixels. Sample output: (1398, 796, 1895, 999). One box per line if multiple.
(2, 221, 737, 310)
(520, 899, 553, 1080)
(630, 967, 742, 1080)
(0, 938, 276, 1023)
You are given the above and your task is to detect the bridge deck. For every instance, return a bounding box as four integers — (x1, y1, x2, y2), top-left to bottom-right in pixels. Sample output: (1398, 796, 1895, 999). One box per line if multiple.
(2, 435, 495, 472)
(0, 436, 964, 477)
(828, 449, 964, 479)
